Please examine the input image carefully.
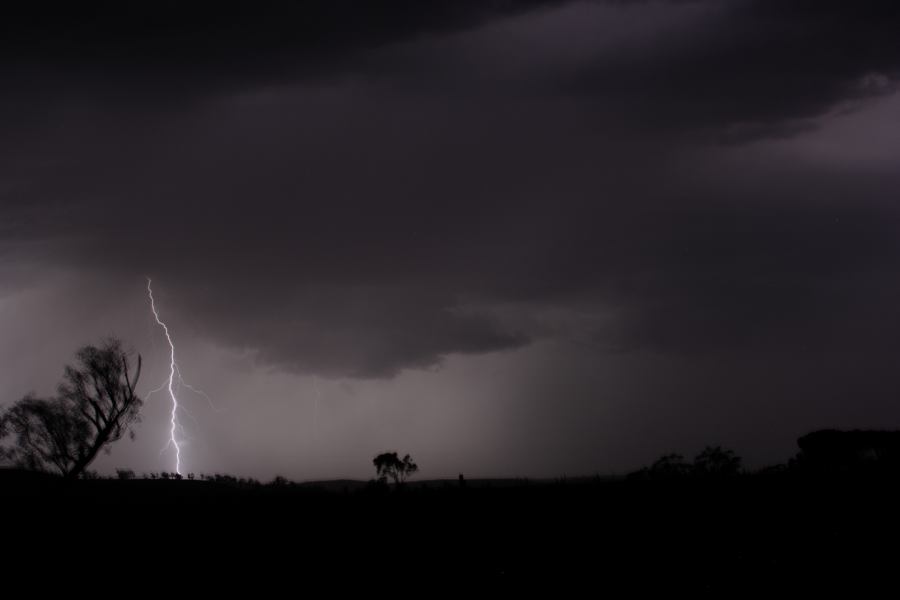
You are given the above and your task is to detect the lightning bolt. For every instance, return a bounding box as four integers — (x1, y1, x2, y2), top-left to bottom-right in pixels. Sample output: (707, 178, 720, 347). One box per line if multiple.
(146, 278, 184, 475)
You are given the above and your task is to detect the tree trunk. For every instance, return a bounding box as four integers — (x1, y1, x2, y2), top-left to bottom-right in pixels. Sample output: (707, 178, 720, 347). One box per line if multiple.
(66, 423, 114, 478)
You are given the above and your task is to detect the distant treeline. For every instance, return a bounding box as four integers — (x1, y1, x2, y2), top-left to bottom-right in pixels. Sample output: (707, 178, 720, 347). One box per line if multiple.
(631, 429, 900, 481)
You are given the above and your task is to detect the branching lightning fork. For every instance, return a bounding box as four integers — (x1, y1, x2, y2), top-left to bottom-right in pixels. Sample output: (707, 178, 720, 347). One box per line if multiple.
(147, 278, 185, 475)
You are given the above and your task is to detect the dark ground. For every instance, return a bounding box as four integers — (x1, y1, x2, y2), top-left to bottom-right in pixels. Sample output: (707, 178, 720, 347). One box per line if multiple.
(4, 469, 900, 591)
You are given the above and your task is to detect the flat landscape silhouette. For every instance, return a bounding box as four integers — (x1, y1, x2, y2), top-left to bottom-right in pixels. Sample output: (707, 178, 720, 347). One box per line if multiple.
(6, 431, 900, 591)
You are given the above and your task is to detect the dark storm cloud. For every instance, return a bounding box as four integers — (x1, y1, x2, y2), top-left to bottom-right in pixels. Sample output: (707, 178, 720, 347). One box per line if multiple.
(3, 1, 898, 135)
(568, 0, 900, 141)
(4, 0, 900, 380)
(0, 0, 568, 97)
(590, 194, 900, 355)
(178, 284, 529, 378)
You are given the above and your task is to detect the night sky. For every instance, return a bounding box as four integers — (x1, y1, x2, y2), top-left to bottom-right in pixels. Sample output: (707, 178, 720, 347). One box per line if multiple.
(3, 0, 900, 481)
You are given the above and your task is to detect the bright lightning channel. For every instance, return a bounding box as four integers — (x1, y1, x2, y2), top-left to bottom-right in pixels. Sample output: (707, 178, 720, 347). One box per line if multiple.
(147, 278, 184, 476)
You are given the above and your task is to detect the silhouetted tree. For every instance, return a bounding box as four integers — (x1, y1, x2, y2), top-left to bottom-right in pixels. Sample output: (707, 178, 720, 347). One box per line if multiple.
(0, 338, 142, 479)
(693, 446, 742, 478)
(373, 451, 418, 485)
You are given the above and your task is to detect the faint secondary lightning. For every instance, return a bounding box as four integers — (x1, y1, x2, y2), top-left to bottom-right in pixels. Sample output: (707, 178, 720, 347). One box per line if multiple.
(312, 376, 321, 453)
(147, 278, 184, 475)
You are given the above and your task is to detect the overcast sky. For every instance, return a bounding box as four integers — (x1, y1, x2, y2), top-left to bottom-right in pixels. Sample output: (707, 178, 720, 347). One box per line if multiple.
(3, 0, 900, 480)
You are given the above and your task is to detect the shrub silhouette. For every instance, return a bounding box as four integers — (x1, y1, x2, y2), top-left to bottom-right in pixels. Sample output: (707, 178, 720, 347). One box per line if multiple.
(0, 338, 143, 478)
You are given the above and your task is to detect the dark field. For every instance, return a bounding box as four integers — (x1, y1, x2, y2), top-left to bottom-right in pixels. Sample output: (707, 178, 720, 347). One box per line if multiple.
(5, 470, 900, 591)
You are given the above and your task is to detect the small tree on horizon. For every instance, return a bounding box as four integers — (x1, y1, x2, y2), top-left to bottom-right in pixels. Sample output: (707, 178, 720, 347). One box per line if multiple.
(373, 451, 418, 486)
